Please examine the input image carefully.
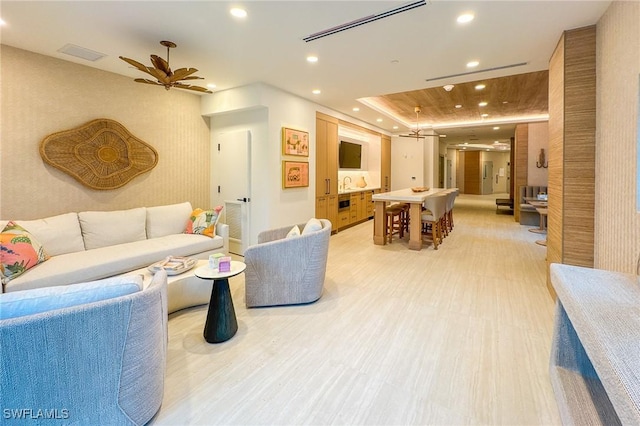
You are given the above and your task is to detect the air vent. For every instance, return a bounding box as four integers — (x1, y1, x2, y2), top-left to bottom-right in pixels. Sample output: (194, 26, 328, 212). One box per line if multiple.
(425, 62, 528, 82)
(303, 0, 427, 42)
(57, 44, 106, 62)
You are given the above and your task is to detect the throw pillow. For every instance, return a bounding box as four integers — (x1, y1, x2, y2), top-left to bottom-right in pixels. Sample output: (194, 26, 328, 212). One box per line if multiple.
(185, 206, 223, 238)
(286, 225, 301, 238)
(0, 222, 50, 284)
(302, 218, 323, 235)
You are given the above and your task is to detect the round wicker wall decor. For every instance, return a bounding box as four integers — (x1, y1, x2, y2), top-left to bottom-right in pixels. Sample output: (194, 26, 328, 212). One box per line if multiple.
(39, 118, 158, 190)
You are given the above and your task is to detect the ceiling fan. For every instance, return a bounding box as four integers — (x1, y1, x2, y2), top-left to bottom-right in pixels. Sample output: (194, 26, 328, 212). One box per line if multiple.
(399, 106, 437, 140)
(119, 41, 212, 94)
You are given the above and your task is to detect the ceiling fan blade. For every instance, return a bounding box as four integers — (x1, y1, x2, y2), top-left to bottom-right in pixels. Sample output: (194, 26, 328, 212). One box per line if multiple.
(173, 82, 213, 93)
(150, 54, 171, 75)
(177, 76, 205, 81)
(146, 67, 170, 84)
(170, 67, 200, 81)
(134, 78, 164, 86)
(119, 56, 153, 75)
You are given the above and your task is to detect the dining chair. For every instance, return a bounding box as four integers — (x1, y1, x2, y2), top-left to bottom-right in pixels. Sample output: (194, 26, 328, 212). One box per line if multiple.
(421, 193, 447, 249)
(444, 189, 458, 235)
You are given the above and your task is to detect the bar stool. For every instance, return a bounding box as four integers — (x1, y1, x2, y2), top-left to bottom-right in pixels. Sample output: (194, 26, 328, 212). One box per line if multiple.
(385, 203, 405, 243)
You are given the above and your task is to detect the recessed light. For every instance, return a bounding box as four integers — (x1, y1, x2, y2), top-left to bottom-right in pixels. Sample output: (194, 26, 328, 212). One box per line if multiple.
(502, 101, 509, 104)
(0, 18, 6, 26)
(486, 149, 490, 151)
(481, 113, 489, 117)
(455, 104, 462, 109)
(467, 60, 479, 68)
(440, 134, 447, 138)
(352, 107, 360, 112)
(443, 84, 454, 91)
(494, 141, 499, 144)
(307, 56, 318, 63)
(475, 84, 485, 90)
(479, 101, 488, 107)
(312, 89, 321, 95)
(393, 126, 399, 130)
(230, 8, 247, 18)
(464, 142, 469, 145)
(462, 147, 467, 150)
(376, 118, 383, 122)
(391, 59, 400, 64)
(457, 13, 474, 24)
(493, 126, 500, 130)
(207, 83, 217, 89)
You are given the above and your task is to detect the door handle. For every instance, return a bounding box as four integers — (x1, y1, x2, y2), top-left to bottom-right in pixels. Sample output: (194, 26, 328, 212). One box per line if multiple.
(236, 197, 250, 202)
(326, 178, 330, 195)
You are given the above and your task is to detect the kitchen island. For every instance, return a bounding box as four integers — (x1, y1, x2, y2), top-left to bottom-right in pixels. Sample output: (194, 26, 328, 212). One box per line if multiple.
(372, 187, 450, 250)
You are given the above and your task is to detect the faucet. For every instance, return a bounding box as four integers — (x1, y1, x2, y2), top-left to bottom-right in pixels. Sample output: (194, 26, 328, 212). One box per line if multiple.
(343, 176, 352, 190)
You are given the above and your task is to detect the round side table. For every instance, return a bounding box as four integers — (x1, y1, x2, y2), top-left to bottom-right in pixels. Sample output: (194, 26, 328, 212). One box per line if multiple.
(194, 260, 246, 343)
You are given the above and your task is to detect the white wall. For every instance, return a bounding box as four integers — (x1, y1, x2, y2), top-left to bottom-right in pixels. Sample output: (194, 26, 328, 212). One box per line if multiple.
(446, 148, 458, 188)
(423, 134, 439, 188)
(391, 136, 424, 189)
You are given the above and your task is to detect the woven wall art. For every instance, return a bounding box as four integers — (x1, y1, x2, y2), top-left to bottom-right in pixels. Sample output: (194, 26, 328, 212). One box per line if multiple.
(39, 118, 158, 190)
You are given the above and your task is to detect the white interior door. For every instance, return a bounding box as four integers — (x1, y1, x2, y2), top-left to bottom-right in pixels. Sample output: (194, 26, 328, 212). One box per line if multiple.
(482, 160, 494, 194)
(214, 131, 251, 255)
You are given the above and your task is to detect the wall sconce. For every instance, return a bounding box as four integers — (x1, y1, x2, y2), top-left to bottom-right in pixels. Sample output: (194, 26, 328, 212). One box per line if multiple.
(536, 148, 548, 168)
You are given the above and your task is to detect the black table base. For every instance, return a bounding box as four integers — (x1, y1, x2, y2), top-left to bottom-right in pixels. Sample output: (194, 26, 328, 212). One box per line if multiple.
(203, 278, 238, 343)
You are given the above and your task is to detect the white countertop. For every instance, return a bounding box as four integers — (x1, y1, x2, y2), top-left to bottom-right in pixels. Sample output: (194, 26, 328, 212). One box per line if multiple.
(338, 187, 380, 195)
(372, 187, 451, 203)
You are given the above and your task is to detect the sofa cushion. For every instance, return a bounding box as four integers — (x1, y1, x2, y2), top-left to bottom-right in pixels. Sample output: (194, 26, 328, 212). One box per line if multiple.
(146, 202, 192, 239)
(0, 275, 142, 320)
(4, 233, 224, 293)
(17, 212, 85, 256)
(79, 207, 147, 250)
(185, 206, 223, 238)
(0, 222, 49, 284)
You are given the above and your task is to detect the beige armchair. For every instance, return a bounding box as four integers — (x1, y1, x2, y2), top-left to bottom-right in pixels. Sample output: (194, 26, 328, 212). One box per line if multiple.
(244, 219, 331, 308)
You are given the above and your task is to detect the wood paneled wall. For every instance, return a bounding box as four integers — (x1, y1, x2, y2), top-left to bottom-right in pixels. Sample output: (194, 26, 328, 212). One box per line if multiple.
(513, 124, 529, 221)
(547, 26, 597, 296)
(463, 151, 481, 194)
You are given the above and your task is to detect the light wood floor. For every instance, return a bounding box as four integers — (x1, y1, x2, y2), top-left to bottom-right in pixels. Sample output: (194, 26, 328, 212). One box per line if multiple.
(153, 194, 561, 425)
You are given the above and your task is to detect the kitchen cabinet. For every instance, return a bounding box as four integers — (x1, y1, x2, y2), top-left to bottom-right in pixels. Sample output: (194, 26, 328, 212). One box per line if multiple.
(315, 113, 338, 229)
(338, 189, 375, 230)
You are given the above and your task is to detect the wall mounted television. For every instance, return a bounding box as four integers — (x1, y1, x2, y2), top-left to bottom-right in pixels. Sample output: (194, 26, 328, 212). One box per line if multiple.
(339, 141, 362, 169)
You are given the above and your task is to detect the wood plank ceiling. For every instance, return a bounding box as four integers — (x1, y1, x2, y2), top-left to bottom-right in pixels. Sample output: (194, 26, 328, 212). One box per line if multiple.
(373, 71, 549, 127)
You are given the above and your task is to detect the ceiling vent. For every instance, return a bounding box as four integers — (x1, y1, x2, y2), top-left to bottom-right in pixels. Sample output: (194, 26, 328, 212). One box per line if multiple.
(425, 62, 528, 82)
(303, 0, 427, 42)
(58, 44, 107, 62)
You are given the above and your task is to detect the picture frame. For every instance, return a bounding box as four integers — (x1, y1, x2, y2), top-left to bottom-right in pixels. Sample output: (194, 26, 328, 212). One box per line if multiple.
(282, 161, 309, 189)
(282, 127, 309, 157)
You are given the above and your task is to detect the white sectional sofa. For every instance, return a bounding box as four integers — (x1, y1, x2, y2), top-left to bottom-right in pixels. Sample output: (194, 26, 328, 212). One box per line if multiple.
(1, 202, 229, 294)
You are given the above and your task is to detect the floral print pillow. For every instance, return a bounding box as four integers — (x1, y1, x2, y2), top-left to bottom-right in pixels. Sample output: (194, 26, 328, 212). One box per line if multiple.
(185, 206, 223, 238)
(1, 222, 49, 284)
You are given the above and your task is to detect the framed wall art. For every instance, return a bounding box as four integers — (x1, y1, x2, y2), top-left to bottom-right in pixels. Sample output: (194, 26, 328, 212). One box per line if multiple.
(282, 127, 309, 157)
(282, 161, 309, 189)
